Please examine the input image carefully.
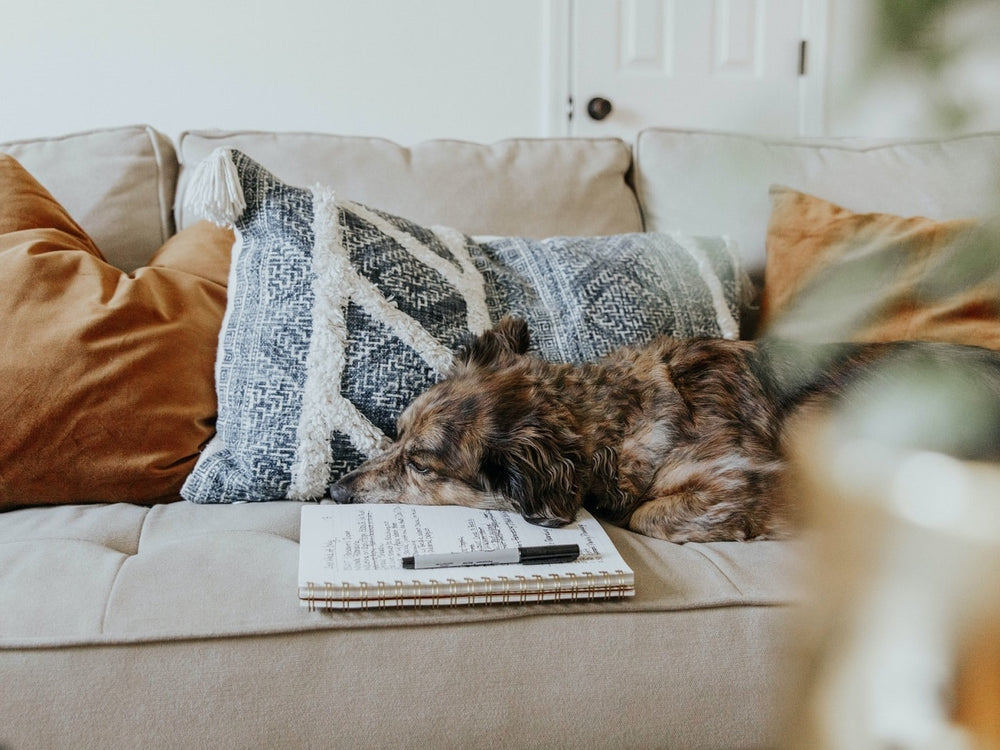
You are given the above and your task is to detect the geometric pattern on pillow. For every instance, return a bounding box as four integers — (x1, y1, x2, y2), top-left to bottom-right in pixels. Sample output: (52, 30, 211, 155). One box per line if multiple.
(182, 150, 489, 503)
(476, 232, 742, 363)
(182, 149, 745, 503)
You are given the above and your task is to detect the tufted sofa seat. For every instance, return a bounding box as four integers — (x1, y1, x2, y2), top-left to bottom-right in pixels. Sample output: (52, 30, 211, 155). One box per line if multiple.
(2, 501, 800, 748)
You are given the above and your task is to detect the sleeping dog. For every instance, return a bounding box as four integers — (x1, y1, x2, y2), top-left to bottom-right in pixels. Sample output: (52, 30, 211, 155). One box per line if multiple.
(328, 317, 1000, 542)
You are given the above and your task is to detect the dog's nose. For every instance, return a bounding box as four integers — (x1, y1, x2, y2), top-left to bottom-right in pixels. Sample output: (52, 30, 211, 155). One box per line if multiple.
(524, 513, 573, 528)
(327, 482, 354, 504)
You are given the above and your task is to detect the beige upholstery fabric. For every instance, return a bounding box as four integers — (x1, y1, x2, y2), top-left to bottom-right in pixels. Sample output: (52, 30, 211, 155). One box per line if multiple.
(634, 129, 1000, 279)
(2, 608, 798, 750)
(0, 125, 178, 271)
(176, 130, 643, 238)
(0, 502, 800, 645)
(8, 126, 994, 749)
(0, 501, 803, 749)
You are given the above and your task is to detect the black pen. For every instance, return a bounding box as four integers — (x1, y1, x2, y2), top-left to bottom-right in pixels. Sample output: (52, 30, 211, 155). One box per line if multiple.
(402, 544, 580, 570)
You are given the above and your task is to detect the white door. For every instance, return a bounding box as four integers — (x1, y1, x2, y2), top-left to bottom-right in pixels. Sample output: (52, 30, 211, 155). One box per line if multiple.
(567, 0, 826, 139)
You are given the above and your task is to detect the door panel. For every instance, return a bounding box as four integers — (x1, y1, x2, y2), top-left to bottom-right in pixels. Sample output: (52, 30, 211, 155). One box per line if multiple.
(570, 0, 822, 138)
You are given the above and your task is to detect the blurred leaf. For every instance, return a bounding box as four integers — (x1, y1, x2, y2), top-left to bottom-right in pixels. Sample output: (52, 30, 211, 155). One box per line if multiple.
(873, 0, 958, 67)
(921, 220, 1000, 301)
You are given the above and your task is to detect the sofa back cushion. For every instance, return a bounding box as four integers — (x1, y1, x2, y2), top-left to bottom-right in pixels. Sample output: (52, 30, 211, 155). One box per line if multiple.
(634, 129, 1000, 279)
(175, 130, 642, 238)
(0, 125, 178, 272)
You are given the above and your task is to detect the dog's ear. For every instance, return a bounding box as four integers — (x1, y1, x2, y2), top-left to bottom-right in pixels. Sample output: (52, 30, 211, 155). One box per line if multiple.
(458, 316, 530, 369)
(480, 421, 582, 528)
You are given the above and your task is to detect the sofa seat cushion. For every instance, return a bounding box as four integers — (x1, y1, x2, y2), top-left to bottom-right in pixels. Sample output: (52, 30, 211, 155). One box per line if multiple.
(0, 125, 178, 272)
(0, 501, 802, 647)
(176, 130, 643, 239)
(1, 503, 803, 748)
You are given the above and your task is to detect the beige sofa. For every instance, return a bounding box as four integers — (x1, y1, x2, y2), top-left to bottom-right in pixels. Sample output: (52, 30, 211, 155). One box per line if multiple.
(2, 124, 999, 750)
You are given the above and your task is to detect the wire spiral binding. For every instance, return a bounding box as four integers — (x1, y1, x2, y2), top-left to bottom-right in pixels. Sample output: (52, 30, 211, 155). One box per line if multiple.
(302, 568, 632, 610)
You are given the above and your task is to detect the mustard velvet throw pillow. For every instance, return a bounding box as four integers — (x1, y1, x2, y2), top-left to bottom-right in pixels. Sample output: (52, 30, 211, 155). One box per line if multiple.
(0, 154, 233, 509)
(759, 185, 1000, 347)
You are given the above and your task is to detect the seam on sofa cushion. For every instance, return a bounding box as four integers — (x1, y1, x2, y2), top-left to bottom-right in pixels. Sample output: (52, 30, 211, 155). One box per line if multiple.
(98, 508, 151, 634)
(144, 125, 176, 244)
(133, 505, 153, 552)
(635, 127, 1000, 155)
(2, 600, 793, 651)
(684, 544, 745, 596)
(98, 553, 132, 637)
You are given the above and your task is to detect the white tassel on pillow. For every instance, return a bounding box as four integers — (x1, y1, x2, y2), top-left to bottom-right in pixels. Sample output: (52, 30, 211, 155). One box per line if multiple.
(184, 147, 246, 227)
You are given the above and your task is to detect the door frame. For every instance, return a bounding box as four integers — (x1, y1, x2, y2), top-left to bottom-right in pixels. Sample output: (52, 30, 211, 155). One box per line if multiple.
(541, 0, 573, 137)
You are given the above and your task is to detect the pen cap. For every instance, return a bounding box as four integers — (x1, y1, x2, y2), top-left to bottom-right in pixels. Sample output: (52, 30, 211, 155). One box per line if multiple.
(519, 544, 578, 557)
(519, 544, 580, 564)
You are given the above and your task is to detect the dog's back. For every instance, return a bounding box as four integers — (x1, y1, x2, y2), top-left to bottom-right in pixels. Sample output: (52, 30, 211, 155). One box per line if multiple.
(331, 316, 1000, 542)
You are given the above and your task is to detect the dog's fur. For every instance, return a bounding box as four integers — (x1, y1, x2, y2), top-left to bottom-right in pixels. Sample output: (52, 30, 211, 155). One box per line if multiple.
(329, 317, 1000, 542)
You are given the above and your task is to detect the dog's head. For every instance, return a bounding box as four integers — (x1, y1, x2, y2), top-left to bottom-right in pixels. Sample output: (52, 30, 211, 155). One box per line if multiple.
(329, 317, 584, 527)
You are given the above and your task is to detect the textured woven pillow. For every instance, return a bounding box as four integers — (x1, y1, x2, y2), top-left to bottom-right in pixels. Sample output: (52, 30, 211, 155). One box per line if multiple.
(182, 149, 743, 503)
(478, 233, 741, 363)
(0, 153, 232, 509)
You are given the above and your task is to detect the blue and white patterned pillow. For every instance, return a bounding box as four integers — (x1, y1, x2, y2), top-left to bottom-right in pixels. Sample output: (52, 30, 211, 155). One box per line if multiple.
(474, 233, 741, 363)
(182, 149, 744, 503)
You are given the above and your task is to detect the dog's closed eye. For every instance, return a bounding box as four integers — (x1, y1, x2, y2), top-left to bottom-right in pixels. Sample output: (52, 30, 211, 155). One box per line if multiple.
(405, 453, 435, 475)
(406, 458, 431, 474)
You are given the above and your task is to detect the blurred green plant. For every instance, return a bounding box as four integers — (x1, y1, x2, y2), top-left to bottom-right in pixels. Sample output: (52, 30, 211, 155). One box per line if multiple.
(867, 0, 997, 131)
(873, 0, 958, 66)
(783, 9, 1000, 748)
(768, 0, 1000, 458)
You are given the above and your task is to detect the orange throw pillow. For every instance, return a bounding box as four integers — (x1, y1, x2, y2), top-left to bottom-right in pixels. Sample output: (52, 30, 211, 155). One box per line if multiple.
(0, 154, 233, 508)
(759, 186, 999, 348)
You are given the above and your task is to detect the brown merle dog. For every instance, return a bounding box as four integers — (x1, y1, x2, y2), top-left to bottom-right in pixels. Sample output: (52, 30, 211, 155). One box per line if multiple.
(329, 317, 1000, 542)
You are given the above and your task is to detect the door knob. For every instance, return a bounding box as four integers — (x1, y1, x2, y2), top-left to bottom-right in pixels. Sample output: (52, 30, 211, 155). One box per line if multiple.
(586, 97, 613, 121)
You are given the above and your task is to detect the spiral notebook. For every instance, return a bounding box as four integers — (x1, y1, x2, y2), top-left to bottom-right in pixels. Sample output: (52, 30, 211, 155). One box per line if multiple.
(298, 503, 634, 610)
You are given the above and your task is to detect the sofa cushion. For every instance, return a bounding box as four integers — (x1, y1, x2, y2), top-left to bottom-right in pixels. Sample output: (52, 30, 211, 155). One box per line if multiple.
(181, 150, 743, 504)
(0, 154, 233, 509)
(634, 129, 1000, 280)
(0, 500, 802, 646)
(176, 130, 643, 238)
(0, 125, 178, 272)
(759, 186, 1000, 346)
(0, 498, 802, 747)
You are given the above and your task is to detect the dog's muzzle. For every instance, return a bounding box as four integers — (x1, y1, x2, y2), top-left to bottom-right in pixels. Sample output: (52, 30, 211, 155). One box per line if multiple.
(524, 513, 573, 528)
(327, 482, 355, 504)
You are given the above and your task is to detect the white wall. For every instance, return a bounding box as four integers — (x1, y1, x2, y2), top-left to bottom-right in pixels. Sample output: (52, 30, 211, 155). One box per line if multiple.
(2, 0, 998, 145)
(0, 0, 551, 144)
